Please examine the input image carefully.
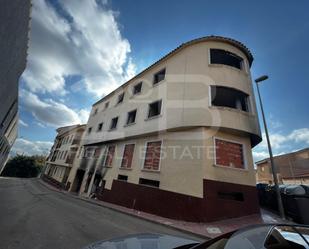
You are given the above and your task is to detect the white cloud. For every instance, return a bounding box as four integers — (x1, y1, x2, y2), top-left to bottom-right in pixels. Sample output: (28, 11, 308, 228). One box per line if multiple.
(23, 0, 136, 97)
(36, 122, 46, 128)
(19, 119, 29, 127)
(11, 138, 53, 156)
(258, 132, 288, 150)
(78, 109, 90, 124)
(20, 89, 88, 127)
(268, 113, 282, 130)
(288, 128, 309, 144)
(253, 151, 269, 162)
(253, 128, 309, 162)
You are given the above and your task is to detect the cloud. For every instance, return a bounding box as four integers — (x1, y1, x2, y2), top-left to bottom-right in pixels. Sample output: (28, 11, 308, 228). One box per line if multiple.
(258, 132, 288, 150)
(288, 128, 309, 144)
(20, 89, 89, 127)
(19, 119, 29, 127)
(253, 128, 309, 162)
(36, 122, 46, 128)
(23, 0, 136, 97)
(11, 138, 53, 156)
(253, 151, 269, 162)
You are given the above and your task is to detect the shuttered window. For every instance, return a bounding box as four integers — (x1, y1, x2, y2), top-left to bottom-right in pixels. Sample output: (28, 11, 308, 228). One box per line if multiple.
(215, 139, 245, 169)
(105, 145, 115, 167)
(144, 141, 162, 170)
(121, 144, 135, 169)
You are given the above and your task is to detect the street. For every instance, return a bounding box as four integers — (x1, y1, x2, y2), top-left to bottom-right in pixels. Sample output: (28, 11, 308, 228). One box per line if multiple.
(0, 177, 202, 249)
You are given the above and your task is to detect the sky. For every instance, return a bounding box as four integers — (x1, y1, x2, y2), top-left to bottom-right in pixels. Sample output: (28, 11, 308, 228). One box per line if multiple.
(13, 0, 309, 161)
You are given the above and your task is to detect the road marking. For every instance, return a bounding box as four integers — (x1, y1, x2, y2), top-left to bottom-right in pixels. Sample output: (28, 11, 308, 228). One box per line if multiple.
(206, 227, 222, 234)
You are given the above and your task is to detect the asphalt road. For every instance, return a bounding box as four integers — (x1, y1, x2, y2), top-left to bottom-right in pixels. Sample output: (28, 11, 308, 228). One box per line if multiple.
(0, 177, 202, 249)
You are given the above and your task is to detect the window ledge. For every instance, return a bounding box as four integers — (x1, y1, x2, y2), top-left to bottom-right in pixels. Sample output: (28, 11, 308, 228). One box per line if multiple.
(208, 63, 248, 74)
(103, 166, 113, 168)
(141, 169, 160, 173)
(119, 167, 132, 171)
(139, 183, 159, 189)
(130, 92, 142, 99)
(209, 105, 254, 116)
(114, 104, 122, 108)
(213, 164, 248, 172)
(153, 80, 166, 88)
(145, 114, 162, 121)
(108, 128, 117, 131)
(124, 122, 136, 127)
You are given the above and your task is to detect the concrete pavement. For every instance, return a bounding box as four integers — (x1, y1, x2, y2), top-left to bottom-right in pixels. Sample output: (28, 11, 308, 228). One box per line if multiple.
(0, 177, 202, 249)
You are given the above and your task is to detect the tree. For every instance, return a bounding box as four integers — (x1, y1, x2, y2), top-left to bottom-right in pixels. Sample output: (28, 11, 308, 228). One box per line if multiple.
(1, 155, 46, 178)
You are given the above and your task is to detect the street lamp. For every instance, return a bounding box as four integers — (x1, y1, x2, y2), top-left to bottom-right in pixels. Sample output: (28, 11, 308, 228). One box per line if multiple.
(255, 75, 285, 219)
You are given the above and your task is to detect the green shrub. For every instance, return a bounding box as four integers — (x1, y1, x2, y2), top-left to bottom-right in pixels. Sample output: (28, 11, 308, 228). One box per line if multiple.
(1, 155, 45, 178)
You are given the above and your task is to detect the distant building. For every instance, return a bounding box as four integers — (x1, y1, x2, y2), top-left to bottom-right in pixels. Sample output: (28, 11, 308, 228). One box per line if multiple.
(256, 148, 309, 185)
(73, 36, 262, 222)
(44, 125, 86, 189)
(0, 0, 31, 173)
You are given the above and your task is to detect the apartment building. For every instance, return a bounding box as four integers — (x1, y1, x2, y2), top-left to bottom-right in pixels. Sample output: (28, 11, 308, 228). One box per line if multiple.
(44, 125, 86, 189)
(75, 35, 262, 222)
(256, 148, 309, 185)
(0, 0, 31, 173)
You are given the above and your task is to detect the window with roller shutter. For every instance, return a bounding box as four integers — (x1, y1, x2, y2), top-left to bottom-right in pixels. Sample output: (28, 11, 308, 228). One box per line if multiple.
(121, 144, 135, 169)
(143, 141, 162, 171)
(215, 138, 245, 169)
(104, 145, 115, 167)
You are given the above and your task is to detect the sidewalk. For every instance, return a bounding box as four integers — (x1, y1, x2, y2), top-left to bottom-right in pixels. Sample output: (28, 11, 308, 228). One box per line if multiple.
(39, 179, 289, 239)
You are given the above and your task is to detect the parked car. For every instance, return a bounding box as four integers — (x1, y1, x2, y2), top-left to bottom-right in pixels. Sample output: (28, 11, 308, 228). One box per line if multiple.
(83, 224, 309, 249)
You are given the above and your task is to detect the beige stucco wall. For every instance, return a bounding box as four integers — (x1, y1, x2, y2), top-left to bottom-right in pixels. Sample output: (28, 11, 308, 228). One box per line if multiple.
(81, 126, 257, 198)
(82, 128, 204, 198)
(83, 40, 261, 147)
(202, 128, 257, 187)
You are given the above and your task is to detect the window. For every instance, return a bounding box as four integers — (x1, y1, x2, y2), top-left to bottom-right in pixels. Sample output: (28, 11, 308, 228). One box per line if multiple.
(126, 110, 136, 125)
(93, 108, 98, 115)
(110, 117, 118, 130)
(148, 100, 162, 118)
(117, 174, 128, 181)
(88, 127, 92, 134)
(64, 151, 68, 160)
(85, 147, 94, 158)
(210, 49, 243, 70)
(139, 178, 160, 188)
(218, 191, 244, 201)
(117, 93, 124, 104)
(211, 86, 249, 112)
(104, 145, 115, 167)
(153, 68, 166, 84)
(94, 147, 101, 158)
(121, 144, 135, 169)
(133, 82, 142, 95)
(104, 102, 109, 109)
(144, 141, 162, 171)
(97, 122, 103, 132)
(215, 138, 245, 169)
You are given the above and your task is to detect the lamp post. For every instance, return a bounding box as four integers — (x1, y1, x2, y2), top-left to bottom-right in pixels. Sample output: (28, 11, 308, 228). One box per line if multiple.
(255, 75, 285, 219)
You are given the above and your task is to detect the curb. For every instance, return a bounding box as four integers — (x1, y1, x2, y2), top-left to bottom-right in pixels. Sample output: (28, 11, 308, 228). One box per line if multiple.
(38, 179, 209, 240)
